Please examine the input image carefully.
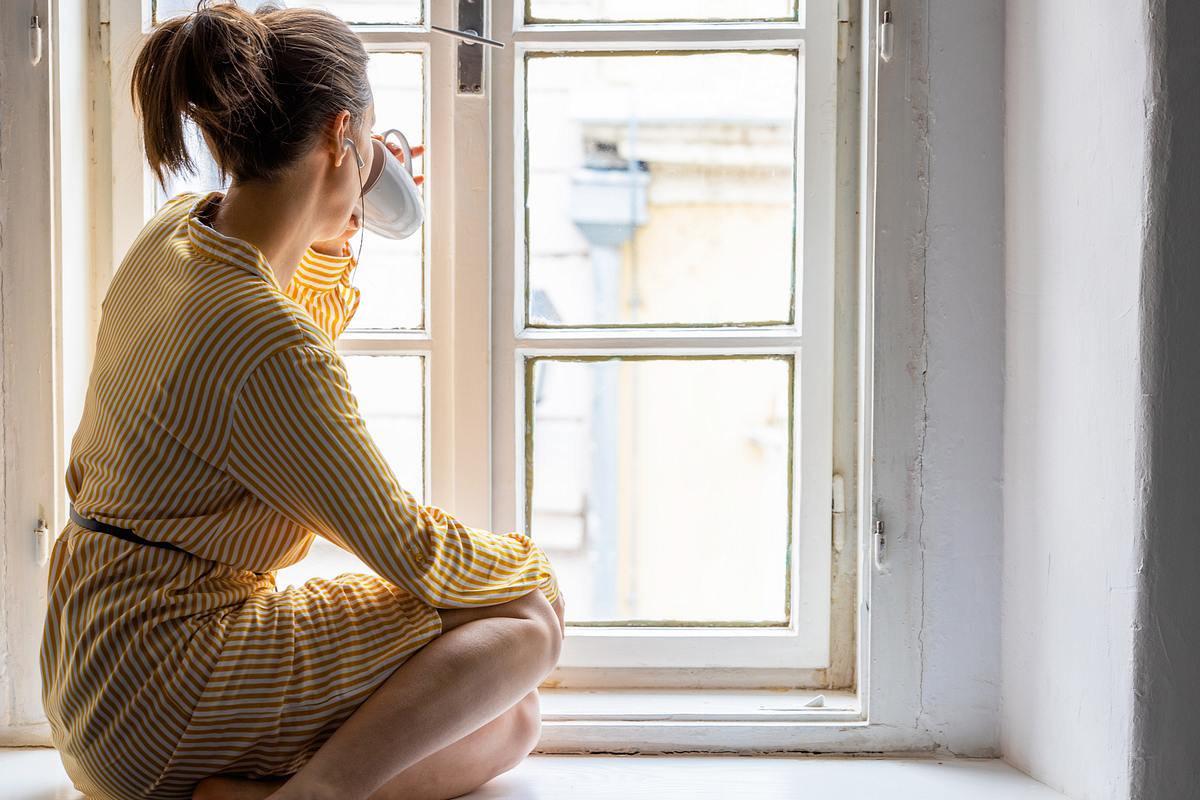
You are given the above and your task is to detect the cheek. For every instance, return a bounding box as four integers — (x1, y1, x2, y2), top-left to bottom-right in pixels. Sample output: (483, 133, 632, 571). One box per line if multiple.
(347, 141, 371, 196)
(341, 155, 365, 208)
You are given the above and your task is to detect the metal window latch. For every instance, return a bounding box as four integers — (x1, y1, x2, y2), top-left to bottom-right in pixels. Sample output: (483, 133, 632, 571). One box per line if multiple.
(431, 25, 504, 48)
(439, 0, 502, 95)
(880, 9, 895, 63)
(872, 518, 886, 570)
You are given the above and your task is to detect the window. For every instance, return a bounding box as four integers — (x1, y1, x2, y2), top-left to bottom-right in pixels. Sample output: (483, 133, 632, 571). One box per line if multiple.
(104, 0, 848, 689)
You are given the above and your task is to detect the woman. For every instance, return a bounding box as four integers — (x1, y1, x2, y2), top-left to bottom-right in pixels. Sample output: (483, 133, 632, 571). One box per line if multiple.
(39, 3, 565, 799)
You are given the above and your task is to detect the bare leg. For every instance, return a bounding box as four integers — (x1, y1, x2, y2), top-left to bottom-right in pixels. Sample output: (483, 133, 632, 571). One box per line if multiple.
(195, 589, 560, 800)
(193, 689, 542, 800)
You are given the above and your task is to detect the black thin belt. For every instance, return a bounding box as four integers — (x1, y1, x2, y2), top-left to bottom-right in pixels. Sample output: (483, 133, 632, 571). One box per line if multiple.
(69, 503, 191, 555)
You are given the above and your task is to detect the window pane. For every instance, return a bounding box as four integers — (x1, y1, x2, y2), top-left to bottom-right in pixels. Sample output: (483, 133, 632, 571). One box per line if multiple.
(345, 52, 426, 330)
(155, 0, 422, 25)
(527, 356, 792, 624)
(153, 52, 426, 331)
(291, 0, 422, 24)
(527, 0, 796, 23)
(276, 354, 425, 588)
(525, 52, 799, 327)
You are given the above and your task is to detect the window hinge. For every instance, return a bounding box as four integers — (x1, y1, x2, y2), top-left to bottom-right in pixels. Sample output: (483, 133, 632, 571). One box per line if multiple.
(99, 0, 111, 66)
(35, 519, 51, 566)
(872, 518, 886, 570)
(879, 8, 896, 63)
(30, 14, 43, 66)
(831, 473, 846, 552)
(836, 0, 852, 63)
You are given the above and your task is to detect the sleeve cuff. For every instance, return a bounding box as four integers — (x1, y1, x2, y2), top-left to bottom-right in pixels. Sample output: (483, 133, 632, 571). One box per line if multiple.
(529, 537, 561, 605)
(293, 244, 355, 292)
(541, 568, 561, 605)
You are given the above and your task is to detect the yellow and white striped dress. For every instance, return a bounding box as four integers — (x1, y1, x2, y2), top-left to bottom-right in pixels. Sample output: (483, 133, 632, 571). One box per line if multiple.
(39, 191, 559, 800)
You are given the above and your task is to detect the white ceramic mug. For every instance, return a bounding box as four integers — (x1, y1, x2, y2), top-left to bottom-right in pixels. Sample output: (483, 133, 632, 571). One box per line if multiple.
(356, 128, 424, 240)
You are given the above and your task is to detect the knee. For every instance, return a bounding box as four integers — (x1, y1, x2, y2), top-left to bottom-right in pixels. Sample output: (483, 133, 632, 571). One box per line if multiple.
(499, 690, 543, 772)
(513, 590, 562, 670)
(506, 587, 561, 662)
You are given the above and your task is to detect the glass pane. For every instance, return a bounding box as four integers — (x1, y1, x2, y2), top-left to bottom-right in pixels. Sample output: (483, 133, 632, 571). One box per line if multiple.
(345, 52, 425, 330)
(153, 52, 426, 331)
(527, 0, 796, 23)
(527, 356, 792, 624)
(291, 0, 422, 24)
(276, 354, 425, 588)
(155, 0, 422, 25)
(525, 51, 799, 327)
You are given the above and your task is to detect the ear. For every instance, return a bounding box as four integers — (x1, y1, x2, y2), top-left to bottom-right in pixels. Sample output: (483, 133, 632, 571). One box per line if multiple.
(330, 109, 353, 168)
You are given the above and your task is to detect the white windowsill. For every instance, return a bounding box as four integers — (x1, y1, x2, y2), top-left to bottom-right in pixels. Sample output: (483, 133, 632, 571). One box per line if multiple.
(538, 687, 860, 722)
(0, 748, 1068, 799)
(534, 688, 870, 753)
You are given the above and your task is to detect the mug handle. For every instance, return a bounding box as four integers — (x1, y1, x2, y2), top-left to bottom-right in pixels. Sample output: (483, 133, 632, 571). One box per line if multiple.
(378, 128, 414, 175)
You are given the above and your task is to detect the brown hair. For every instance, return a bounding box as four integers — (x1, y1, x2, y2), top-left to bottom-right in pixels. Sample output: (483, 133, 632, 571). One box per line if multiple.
(131, 0, 371, 187)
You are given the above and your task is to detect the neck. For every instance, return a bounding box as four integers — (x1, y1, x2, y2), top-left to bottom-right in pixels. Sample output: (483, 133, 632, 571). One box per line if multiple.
(211, 170, 322, 290)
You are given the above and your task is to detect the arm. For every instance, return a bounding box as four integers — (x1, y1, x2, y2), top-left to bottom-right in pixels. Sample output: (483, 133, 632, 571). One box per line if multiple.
(225, 343, 561, 608)
(284, 244, 362, 342)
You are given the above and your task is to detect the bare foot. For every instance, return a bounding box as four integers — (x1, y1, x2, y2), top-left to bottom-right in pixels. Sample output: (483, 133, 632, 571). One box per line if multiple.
(192, 775, 286, 800)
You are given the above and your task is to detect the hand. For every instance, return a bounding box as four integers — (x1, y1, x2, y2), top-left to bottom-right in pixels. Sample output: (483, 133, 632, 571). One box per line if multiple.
(374, 133, 425, 186)
(550, 591, 565, 639)
(309, 212, 361, 257)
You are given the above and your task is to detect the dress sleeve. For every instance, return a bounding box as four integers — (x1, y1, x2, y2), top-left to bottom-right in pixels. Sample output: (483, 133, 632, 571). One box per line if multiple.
(225, 342, 561, 608)
(283, 244, 363, 341)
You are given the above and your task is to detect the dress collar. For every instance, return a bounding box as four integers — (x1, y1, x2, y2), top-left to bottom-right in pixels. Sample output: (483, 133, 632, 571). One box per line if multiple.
(185, 191, 283, 293)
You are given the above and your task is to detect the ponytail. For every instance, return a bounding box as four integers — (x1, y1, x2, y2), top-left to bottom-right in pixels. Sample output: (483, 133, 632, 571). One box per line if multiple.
(130, 0, 370, 187)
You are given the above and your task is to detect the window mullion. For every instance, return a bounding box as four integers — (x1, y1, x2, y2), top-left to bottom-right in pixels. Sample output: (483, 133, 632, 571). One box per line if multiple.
(430, 3, 494, 527)
(490, 0, 524, 539)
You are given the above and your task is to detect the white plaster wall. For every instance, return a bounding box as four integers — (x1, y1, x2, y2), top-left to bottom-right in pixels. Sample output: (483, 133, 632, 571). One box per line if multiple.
(0, 0, 99, 743)
(1002, 2, 1146, 797)
(0, 0, 56, 738)
(920, 0, 1005, 756)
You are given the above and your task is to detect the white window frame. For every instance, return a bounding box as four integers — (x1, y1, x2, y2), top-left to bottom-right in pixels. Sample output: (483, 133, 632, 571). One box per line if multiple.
(101, 0, 844, 686)
(0, 0, 970, 755)
(490, 2, 838, 678)
(2, 0, 964, 754)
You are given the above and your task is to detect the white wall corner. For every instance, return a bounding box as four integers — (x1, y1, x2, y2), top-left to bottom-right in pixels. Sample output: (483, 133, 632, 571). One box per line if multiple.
(1130, 0, 1200, 797)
